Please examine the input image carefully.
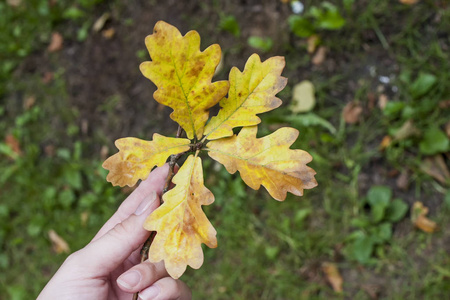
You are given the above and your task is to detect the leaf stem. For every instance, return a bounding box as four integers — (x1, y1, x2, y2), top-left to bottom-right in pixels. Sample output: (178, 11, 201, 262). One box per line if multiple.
(132, 126, 185, 300)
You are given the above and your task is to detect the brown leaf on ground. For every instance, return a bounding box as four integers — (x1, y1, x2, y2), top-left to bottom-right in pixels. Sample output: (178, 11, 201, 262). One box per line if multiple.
(342, 101, 363, 124)
(393, 120, 420, 141)
(42, 72, 54, 84)
(411, 202, 438, 233)
(445, 121, 450, 138)
(379, 135, 392, 150)
(321, 262, 343, 293)
(23, 96, 36, 110)
(48, 229, 70, 254)
(438, 99, 450, 109)
(47, 32, 63, 52)
(5, 134, 22, 156)
(396, 170, 410, 190)
(102, 28, 115, 39)
(81, 211, 89, 226)
(93, 12, 110, 32)
(44, 144, 55, 157)
(7, 0, 21, 7)
(312, 46, 327, 65)
(399, 0, 419, 4)
(100, 145, 109, 161)
(307, 35, 320, 54)
(420, 155, 450, 184)
(362, 284, 380, 300)
(378, 94, 388, 109)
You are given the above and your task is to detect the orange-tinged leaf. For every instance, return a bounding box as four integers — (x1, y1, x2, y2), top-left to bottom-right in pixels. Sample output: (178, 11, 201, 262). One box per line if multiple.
(102, 134, 190, 187)
(48, 229, 70, 254)
(342, 101, 362, 124)
(411, 201, 438, 233)
(204, 54, 286, 140)
(206, 126, 317, 200)
(140, 21, 229, 139)
(420, 155, 450, 184)
(47, 32, 63, 52)
(5, 134, 22, 156)
(144, 155, 217, 279)
(322, 262, 343, 293)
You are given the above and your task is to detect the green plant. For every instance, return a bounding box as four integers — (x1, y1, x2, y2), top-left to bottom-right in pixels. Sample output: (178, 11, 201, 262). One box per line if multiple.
(345, 186, 408, 264)
(288, 2, 346, 38)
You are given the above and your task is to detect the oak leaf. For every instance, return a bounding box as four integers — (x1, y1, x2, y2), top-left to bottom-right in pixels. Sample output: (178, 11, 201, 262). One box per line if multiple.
(144, 154, 217, 279)
(204, 54, 286, 140)
(140, 21, 229, 140)
(206, 126, 317, 201)
(103, 21, 318, 280)
(102, 134, 190, 187)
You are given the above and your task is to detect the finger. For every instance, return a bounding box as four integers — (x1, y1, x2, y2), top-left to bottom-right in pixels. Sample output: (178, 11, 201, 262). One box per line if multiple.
(74, 192, 160, 274)
(92, 164, 169, 242)
(138, 277, 192, 300)
(116, 260, 168, 293)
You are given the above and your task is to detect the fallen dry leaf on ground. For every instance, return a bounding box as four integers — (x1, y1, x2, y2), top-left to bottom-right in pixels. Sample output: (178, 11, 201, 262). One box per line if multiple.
(379, 135, 392, 150)
(312, 46, 327, 65)
(48, 229, 70, 254)
(47, 32, 63, 52)
(93, 12, 110, 32)
(42, 71, 54, 84)
(445, 121, 450, 138)
(342, 101, 363, 124)
(23, 95, 36, 110)
(5, 134, 22, 156)
(378, 94, 388, 109)
(438, 99, 450, 109)
(411, 202, 438, 233)
(393, 120, 420, 141)
(102, 28, 115, 39)
(290, 80, 315, 113)
(307, 35, 320, 54)
(322, 262, 343, 293)
(7, 0, 21, 7)
(396, 170, 410, 190)
(399, 0, 419, 4)
(420, 155, 450, 184)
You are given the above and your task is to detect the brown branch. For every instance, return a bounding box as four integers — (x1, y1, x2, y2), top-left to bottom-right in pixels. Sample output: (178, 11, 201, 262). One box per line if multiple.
(132, 126, 184, 300)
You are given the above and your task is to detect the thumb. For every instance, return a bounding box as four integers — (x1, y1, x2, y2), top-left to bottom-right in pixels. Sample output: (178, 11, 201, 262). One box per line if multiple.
(75, 192, 159, 274)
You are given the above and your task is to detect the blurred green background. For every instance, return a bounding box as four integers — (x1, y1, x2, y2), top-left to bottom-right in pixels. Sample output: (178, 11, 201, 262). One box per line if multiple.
(1, 0, 449, 299)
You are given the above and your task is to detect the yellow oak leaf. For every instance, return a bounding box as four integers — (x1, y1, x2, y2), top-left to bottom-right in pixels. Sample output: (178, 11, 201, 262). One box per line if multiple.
(206, 126, 317, 200)
(102, 134, 190, 187)
(140, 21, 229, 140)
(204, 54, 287, 140)
(144, 154, 217, 279)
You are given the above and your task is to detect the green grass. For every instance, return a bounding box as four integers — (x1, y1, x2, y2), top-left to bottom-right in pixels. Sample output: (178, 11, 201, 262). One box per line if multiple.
(1, 0, 449, 299)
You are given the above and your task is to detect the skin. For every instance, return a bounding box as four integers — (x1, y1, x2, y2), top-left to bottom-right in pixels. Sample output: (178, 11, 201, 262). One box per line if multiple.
(38, 164, 191, 300)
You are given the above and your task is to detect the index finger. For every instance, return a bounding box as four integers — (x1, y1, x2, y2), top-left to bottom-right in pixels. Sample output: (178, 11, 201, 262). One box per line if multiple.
(91, 164, 169, 242)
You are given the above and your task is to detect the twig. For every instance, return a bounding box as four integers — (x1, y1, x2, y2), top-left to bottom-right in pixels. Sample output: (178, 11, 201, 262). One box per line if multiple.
(132, 126, 184, 300)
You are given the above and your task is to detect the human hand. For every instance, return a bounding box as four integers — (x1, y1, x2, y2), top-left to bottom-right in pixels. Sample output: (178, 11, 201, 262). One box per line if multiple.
(38, 164, 191, 300)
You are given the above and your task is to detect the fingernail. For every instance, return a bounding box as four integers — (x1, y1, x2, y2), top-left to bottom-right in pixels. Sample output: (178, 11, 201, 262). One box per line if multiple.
(134, 192, 157, 215)
(139, 285, 160, 300)
(117, 270, 141, 289)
